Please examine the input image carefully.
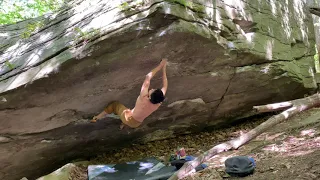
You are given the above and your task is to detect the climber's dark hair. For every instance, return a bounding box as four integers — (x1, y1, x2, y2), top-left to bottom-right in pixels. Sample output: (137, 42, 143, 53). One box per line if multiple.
(150, 89, 165, 104)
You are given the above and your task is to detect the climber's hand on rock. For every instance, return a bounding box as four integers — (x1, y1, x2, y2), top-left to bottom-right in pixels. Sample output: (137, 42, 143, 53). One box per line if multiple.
(160, 58, 167, 66)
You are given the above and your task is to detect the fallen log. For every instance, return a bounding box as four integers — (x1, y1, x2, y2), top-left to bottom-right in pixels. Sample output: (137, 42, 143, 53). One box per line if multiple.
(168, 93, 320, 180)
(253, 101, 293, 113)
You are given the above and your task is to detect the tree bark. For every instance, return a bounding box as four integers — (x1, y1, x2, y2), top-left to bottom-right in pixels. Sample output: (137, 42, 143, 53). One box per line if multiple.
(168, 93, 320, 180)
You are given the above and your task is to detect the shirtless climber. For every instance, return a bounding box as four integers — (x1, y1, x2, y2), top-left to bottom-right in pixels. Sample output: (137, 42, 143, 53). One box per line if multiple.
(90, 58, 168, 129)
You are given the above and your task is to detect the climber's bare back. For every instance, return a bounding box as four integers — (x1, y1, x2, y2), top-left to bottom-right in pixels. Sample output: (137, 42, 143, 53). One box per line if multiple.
(131, 94, 161, 122)
(126, 59, 168, 123)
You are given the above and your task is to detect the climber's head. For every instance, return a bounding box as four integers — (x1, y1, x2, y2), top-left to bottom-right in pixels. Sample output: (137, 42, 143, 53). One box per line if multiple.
(149, 89, 165, 104)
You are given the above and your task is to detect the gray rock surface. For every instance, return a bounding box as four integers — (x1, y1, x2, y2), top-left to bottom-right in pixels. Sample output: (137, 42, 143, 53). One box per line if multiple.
(0, 0, 318, 179)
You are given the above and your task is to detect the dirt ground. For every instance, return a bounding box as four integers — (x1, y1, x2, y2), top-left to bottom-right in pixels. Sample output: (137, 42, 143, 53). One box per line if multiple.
(69, 108, 320, 180)
(188, 108, 320, 180)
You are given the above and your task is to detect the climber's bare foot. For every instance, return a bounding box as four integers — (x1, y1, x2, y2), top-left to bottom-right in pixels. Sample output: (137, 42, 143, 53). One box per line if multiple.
(90, 116, 98, 123)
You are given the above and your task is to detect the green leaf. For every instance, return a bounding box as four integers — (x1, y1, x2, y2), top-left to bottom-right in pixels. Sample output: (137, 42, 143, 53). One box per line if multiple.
(5, 60, 15, 70)
(0, 0, 65, 25)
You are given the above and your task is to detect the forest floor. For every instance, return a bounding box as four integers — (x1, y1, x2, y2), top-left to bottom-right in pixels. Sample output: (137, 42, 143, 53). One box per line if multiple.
(187, 107, 320, 180)
(51, 108, 320, 180)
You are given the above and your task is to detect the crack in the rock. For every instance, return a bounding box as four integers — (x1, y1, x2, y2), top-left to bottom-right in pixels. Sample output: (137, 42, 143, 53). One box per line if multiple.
(0, 132, 21, 138)
(293, 54, 314, 61)
(230, 59, 291, 68)
(31, 0, 201, 55)
(0, 109, 84, 137)
(12, 7, 110, 56)
(0, 135, 14, 141)
(0, 23, 156, 80)
(36, 1, 106, 34)
(0, 46, 69, 82)
(2, 1, 209, 71)
(213, 2, 305, 49)
(166, 0, 206, 14)
(205, 99, 222, 104)
(212, 68, 236, 116)
(1, 1, 214, 82)
(0, 0, 144, 61)
(0, 64, 22, 77)
(255, 31, 293, 46)
(0, 107, 17, 111)
(0, 1, 166, 72)
(0, 0, 314, 93)
(220, 0, 305, 43)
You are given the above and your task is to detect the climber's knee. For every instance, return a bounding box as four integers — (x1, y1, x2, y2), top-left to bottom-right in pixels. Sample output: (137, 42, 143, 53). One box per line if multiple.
(104, 101, 118, 114)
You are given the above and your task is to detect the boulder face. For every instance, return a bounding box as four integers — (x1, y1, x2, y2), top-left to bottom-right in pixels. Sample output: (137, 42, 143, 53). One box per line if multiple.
(0, 0, 318, 179)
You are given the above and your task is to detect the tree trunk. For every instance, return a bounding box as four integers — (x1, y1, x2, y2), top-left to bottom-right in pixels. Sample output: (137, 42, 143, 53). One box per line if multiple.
(169, 93, 320, 180)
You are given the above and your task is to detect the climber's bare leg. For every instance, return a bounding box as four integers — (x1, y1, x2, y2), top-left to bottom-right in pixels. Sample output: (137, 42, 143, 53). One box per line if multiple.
(90, 111, 107, 123)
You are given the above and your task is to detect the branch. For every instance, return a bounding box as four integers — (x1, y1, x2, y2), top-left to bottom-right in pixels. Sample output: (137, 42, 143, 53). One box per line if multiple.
(253, 101, 292, 112)
(168, 93, 320, 180)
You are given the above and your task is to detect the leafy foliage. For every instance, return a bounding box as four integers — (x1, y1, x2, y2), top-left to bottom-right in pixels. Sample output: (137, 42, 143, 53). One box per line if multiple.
(4, 60, 15, 70)
(165, 0, 191, 8)
(71, 27, 101, 47)
(165, 0, 205, 13)
(0, 0, 65, 25)
(118, 1, 145, 12)
(118, 2, 131, 11)
(21, 21, 44, 38)
(74, 27, 100, 40)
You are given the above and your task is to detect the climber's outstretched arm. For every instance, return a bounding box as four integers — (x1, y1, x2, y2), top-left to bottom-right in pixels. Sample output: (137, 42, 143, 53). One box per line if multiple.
(140, 60, 165, 96)
(161, 59, 168, 95)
